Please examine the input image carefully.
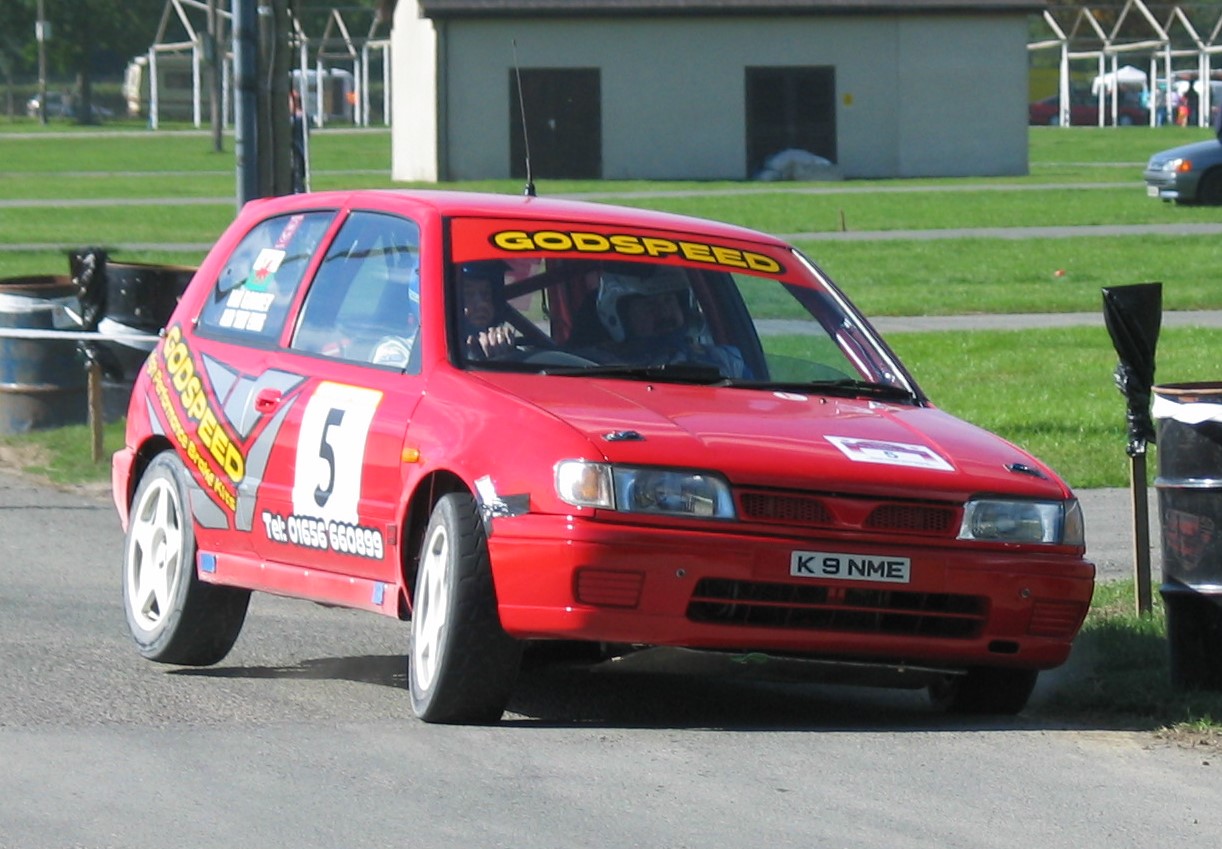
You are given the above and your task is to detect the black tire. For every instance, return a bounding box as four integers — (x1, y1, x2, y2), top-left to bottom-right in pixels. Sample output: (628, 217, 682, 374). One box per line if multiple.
(929, 667, 1038, 715)
(1195, 171, 1222, 206)
(408, 493, 522, 723)
(1165, 593, 1222, 691)
(122, 452, 250, 665)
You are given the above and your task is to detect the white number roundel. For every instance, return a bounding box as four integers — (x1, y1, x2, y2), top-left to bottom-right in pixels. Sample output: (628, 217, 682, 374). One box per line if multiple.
(292, 382, 382, 524)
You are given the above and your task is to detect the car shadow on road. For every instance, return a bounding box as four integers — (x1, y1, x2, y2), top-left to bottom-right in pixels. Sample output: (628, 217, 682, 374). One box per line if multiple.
(174, 646, 1115, 734)
(171, 653, 408, 689)
(504, 647, 1094, 733)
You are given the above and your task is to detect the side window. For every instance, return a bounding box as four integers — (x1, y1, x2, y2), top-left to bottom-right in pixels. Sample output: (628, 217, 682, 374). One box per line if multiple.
(291, 211, 422, 372)
(198, 211, 335, 343)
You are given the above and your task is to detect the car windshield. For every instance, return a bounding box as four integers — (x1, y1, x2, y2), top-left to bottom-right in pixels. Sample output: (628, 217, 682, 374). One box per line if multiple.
(446, 220, 921, 402)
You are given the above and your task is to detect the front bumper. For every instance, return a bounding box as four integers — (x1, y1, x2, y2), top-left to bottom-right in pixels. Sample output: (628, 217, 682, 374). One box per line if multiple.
(488, 514, 1095, 671)
(1144, 170, 1191, 201)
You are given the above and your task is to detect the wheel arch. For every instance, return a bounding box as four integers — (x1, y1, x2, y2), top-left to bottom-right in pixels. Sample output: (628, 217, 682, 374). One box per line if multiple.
(396, 469, 471, 619)
(122, 435, 177, 511)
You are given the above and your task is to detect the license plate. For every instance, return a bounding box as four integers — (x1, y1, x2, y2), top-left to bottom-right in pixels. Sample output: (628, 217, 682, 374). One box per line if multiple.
(1147, 185, 1159, 197)
(790, 550, 911, 584)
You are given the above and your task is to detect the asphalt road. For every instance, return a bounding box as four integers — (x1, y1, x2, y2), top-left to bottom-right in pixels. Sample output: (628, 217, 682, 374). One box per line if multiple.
(2, 469, 1218, 849)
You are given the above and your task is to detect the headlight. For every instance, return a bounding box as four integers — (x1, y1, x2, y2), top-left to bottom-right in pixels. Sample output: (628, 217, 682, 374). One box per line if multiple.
(1163, 157, 1190, 173)
(555, 461, 736, 519)
(958, 498, 1084, 546)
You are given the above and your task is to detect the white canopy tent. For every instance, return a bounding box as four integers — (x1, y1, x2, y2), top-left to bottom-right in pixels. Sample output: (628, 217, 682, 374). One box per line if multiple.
(1091, 63, 1148, 94)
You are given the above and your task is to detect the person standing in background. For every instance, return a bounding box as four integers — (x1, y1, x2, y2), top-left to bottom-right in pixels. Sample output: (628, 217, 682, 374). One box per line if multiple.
(289, 88, 308, 193)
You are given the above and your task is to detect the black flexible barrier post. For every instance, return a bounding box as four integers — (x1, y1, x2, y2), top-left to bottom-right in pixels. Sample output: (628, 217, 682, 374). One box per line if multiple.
(1101, 282, 1163, 614)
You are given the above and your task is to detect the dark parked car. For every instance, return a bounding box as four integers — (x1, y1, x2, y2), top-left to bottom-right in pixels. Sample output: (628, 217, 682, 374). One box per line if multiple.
(1144, 138, 1222, 204)
(1028, 93, 1148, 126)
(25, 93, 113, 121)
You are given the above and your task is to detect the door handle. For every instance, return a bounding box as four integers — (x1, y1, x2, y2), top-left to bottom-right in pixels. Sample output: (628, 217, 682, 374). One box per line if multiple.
(254, 388, 282, 414)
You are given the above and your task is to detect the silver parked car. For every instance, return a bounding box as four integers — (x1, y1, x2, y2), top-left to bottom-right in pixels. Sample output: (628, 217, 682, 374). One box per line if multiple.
(1144, 138, 1222, 204)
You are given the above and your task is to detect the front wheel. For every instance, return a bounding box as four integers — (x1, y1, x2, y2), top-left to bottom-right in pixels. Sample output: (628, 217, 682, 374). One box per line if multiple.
(1195, 170, 1222, 205)
(122, 452, 250, 665)
(409, 493, 522, 723)
(928, 667, 1038, 715)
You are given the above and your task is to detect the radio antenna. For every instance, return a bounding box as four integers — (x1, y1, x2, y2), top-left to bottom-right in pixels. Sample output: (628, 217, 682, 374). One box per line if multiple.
(512, 39, 536, 197)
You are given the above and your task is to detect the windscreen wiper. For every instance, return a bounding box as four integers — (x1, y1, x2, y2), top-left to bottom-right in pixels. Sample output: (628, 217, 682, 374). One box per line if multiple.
(541, 362, 726, 384)
(718, 378, 919, 404)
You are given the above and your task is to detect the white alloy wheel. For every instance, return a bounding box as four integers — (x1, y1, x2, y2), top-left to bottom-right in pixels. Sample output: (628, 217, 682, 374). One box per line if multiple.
(121, 452, 250, 665)
(125, 474, 186, 633)
(411, 520, 452, 693)
(407, 493, 522, 723)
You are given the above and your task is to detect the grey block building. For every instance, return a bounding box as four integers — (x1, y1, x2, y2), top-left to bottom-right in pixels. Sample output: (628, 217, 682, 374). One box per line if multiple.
(389, 1, 1043, 182)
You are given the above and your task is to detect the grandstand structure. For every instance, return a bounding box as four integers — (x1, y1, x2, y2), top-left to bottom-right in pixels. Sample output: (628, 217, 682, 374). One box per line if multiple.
(128, 0, 391, 129)
(1031, 0, 1222, 127)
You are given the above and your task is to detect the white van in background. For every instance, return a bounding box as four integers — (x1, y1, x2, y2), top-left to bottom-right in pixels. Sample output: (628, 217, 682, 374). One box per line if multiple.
(123, 56, 355, 125)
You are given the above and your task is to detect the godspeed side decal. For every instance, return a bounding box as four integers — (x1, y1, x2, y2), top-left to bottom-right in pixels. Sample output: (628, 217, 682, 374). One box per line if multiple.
(259, 381, 386, 560)
(148, 325, 246, 512)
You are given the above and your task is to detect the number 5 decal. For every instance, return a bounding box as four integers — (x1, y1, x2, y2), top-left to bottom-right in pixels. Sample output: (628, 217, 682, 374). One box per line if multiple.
(293, 382, 382, 523)
(313, 408, 346, 508)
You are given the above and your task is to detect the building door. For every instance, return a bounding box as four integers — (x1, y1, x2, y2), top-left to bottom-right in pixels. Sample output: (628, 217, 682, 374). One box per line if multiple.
(510, 69, 601, 180)
(745, 67, 837, 178)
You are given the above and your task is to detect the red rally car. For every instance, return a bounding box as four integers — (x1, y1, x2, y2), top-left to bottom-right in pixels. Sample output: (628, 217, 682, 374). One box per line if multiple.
(112, 189, 1094, 723)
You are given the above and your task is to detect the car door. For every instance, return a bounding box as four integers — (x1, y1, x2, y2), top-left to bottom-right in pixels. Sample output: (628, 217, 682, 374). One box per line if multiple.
(163, 209, 338, 562)
(238, 210, 428, 585)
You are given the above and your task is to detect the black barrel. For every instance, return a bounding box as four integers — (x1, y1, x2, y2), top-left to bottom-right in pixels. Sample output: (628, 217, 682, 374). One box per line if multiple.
(69, 252, 195, 423)
(0, 276, 87, 435)
(1154, 381, 1222, 690)
(102, 260, 195, 332)
(94, 318, 159, 422)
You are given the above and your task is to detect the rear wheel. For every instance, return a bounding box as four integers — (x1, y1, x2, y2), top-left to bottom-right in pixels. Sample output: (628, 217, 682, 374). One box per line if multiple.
(929, 667, 1038, 715)
(408, 493, 522, 723)
(122, 452, 250, 665)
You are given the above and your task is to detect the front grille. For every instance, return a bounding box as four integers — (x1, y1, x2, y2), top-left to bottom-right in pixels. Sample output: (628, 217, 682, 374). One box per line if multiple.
(864, 504, 957, 535)
(736, 489, 960, 538)
(739, 492, 834, 527)
(687, 578, 986, 639)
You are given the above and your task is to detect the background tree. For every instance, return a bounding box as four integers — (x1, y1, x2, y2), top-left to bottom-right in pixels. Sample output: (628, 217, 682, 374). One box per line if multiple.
(0, 1, 389, 120)
(0, 0, 165, 120)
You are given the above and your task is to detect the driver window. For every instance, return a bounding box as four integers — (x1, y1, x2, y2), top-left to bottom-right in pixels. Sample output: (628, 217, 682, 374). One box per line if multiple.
(292, 211, 422, 372)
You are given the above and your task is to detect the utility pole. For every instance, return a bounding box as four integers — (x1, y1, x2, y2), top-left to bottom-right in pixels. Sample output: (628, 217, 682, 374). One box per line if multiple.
(257, 0, 293, 197)
(233, 0, 260, 206)
(36, 0, 48, 125)
(234, 0, 296, 207)
(207, 0, 223, 153)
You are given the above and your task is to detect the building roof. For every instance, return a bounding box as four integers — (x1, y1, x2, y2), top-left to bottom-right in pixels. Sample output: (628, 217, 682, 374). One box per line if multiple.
(417, 1, 1046, 18)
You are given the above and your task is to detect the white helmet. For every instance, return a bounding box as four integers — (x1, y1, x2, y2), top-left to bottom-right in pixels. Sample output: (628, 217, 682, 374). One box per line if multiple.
(596, 265, 690, 343)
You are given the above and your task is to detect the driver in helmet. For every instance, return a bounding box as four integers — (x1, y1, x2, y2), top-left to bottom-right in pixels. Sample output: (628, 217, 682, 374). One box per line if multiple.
(594, 265, 748, 377)
(458, 261, 520, 359)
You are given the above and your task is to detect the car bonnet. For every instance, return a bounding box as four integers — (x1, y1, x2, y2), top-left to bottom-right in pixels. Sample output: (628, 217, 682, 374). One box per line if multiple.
(476, 373, 1072, 502)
